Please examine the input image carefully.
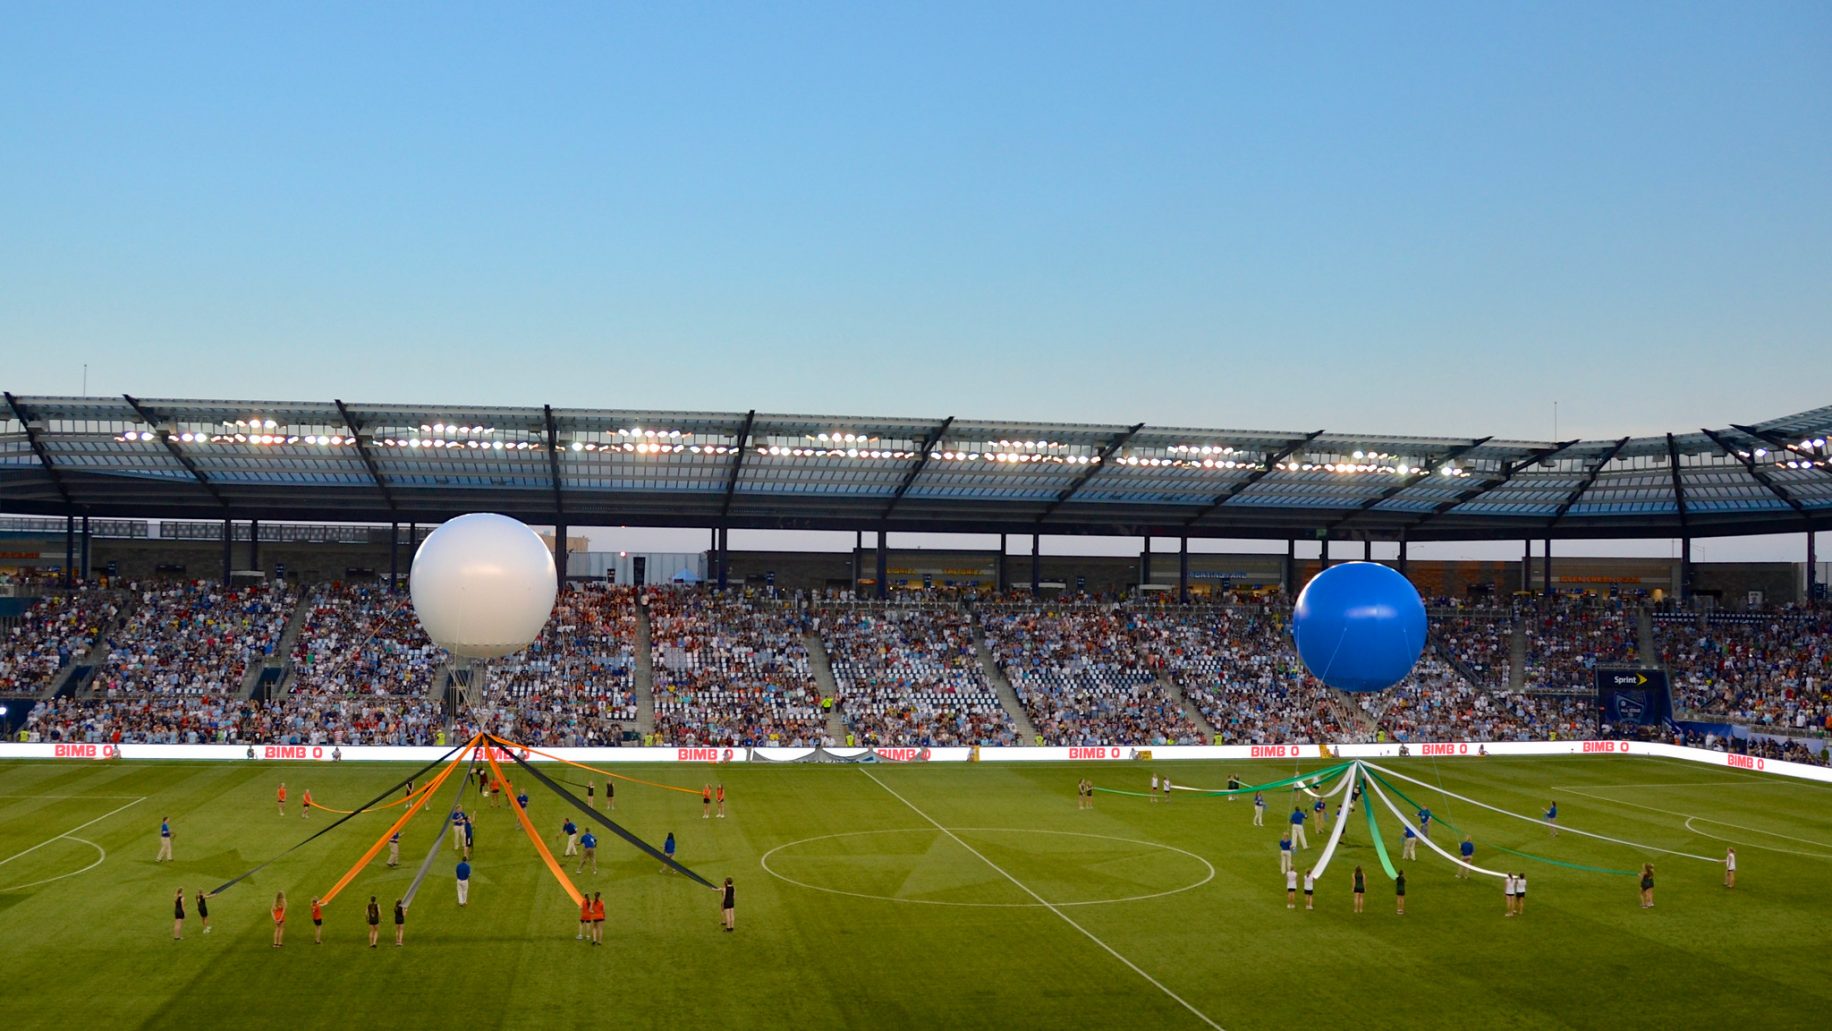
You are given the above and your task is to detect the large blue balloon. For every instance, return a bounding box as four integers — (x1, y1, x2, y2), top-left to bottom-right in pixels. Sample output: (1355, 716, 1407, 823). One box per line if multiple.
(1291, 562, 1426, 693)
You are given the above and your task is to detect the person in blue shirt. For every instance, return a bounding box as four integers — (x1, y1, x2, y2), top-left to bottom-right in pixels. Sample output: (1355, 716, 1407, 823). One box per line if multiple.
(462, 815, 474, 859)
(387, 830, 401, 867)
(1313, 797, 1327, 827)
(516, 791, 529, 810)
(1544, 801, 1558, 837)
(662, 831, 677, 873)
(156, 816, 173, 862)
(450, 807, 466, 851)
(1289, 807, 1309, 849)
(455, 859, 472, 906)
(1402, 823, 1418, 861)
(1416, 808, 1432, 837)
(562, 818, 579, 857)
(1279, 833, 1294, 873)
(1457, 835, 1475, 878)
(576, 830, 598, 874)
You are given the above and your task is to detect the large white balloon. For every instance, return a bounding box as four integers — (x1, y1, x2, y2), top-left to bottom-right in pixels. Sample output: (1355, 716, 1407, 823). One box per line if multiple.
(409, 513, 558, 659)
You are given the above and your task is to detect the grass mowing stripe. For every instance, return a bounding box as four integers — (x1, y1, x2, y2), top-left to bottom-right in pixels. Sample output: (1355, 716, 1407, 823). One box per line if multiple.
(1555, 786, 1832, 854)
(860, 768, 1227, 1031)
(0, 796, 145, 868)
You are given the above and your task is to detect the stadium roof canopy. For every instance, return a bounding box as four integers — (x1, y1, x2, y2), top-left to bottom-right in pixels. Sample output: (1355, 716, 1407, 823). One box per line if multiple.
(4, 393, 1832, 542)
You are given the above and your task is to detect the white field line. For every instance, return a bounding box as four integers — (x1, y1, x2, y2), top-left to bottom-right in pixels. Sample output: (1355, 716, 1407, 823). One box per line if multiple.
(0, 837, 107, 892)
(0, 796, 146, 868)
(1556, 786, 1832, 853)
(0, 798, 149, 805)
(861, 769, 1225, 1031)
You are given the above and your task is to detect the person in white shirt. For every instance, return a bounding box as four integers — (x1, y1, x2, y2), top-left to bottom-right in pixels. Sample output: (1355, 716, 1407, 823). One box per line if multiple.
(1504, 872, 1517, 916)
(1286, 867, 1299, 909)
(1149, 773, 1159, 802)
(1302, 869, 1316, 910)
(1724, 847, 1737, 889)
(1515, 873, 1527, 915)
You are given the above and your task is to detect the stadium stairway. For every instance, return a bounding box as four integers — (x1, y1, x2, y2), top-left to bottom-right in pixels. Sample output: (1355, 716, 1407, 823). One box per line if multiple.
(632, 601, 656, 737)
(969, 616, 1039, 744)
(1155, 673, 1219, 742)
(1637, 607, 1655, 664)
(801, 631, 849, 744)
(60, 595, 132, 700)
(1509, 617, 1526, 691)
(239, 596, 306, 700)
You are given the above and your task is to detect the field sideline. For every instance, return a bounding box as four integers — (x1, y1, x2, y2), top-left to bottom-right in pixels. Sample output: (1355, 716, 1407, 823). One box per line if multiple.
(2, 754, 1827, 1029)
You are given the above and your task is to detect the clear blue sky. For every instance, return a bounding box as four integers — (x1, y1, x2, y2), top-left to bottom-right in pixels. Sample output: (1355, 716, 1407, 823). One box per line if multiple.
(3, 2, 1826, 442)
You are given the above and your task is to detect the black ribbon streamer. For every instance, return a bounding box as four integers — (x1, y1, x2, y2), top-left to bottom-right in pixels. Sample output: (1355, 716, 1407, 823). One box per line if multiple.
(206, 736, 474, 897)
(490, 736, 715, 888)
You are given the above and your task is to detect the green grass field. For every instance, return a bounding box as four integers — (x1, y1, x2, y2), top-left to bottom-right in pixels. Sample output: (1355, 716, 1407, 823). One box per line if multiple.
(2, 753, 1828, 1029)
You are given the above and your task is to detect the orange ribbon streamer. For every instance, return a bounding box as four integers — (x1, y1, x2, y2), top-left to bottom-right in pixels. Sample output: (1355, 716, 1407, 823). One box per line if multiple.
(484, 748, 584, 907)
(318, 734, 478, 907)
(306, 778, 443, 816)
(495, 738, 703, 796)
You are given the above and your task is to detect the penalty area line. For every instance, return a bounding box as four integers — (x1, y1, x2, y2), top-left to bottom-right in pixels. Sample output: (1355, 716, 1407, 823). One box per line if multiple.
(0, 796, 146, 869)
(859, 769, 1225, 1031)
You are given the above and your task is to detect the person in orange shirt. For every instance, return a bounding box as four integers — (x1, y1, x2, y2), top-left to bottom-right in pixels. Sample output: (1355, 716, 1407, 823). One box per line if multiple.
(716, 783, 727, 818)
(310, 896, 324, 944)
(577, 894, 591, 941)
(276, 782, 287, 817)
(702, 784, 712, 819)
(301, 788, 313, 818)
(271, 892, 286, 948)
(589, 892, 606, 945)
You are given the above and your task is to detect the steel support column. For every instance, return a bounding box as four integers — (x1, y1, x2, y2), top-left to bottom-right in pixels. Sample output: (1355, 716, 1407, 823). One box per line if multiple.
(997, 534, 1007, 593)
(852, 531, 862, 592)
(1318, 533, 1331, 570)
(718, 527, 730, 591)
(1523, 539, 1532, 592)
(1542, 539, 1553, 597)
(80, 515, 91, 580)
(1363, 539, 1372, 561)
(390, 521, 400, 591)
(249, 519, 260, 573)
(1810, 532, 1819, 603)
(875, 531, 888, 600)
(1284, 539, 1296, 596)
(1141, 535, 1152, 589)
(1031, 534, 1041, 595)
(222, 519, 233, 583)
(1178, 536, 1189, 603)
(1397, 538, 1408, 578)
(554, 518, 568, 590)
(1679, 536, 1692, 604)
(64, 513, 75, 587)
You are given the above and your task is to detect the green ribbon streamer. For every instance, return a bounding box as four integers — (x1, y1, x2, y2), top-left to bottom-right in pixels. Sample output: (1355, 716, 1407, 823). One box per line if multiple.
(1092, 760, 1353, 799)
(1365, 768, 1634, 877)
(1361, 768, 1398, 881)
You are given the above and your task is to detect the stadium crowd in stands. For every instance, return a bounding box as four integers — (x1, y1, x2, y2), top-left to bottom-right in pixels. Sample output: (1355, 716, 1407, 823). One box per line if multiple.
(96, 581, 295, 697)
(982, 603, 1205, 745)
(647, 588, 828, 747)
(819, 601, 1017, 746)
(1657, 611, 1832, 731)
(0, 586, 116, 694)
(7, 574, 1826, 760)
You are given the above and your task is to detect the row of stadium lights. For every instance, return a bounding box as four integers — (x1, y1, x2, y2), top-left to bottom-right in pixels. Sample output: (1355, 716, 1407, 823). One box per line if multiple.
(106, 427, 1470, 475)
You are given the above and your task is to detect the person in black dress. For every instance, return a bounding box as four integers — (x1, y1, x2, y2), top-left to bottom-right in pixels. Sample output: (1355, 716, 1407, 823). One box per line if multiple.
(713, 877, 735, 932)
(173, 889, 185, 940)
(196, 890, 211, 934)
(366, 896, 381, 948)
(393, 899, 406, 946)
(1395, 870, 1407, 915)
